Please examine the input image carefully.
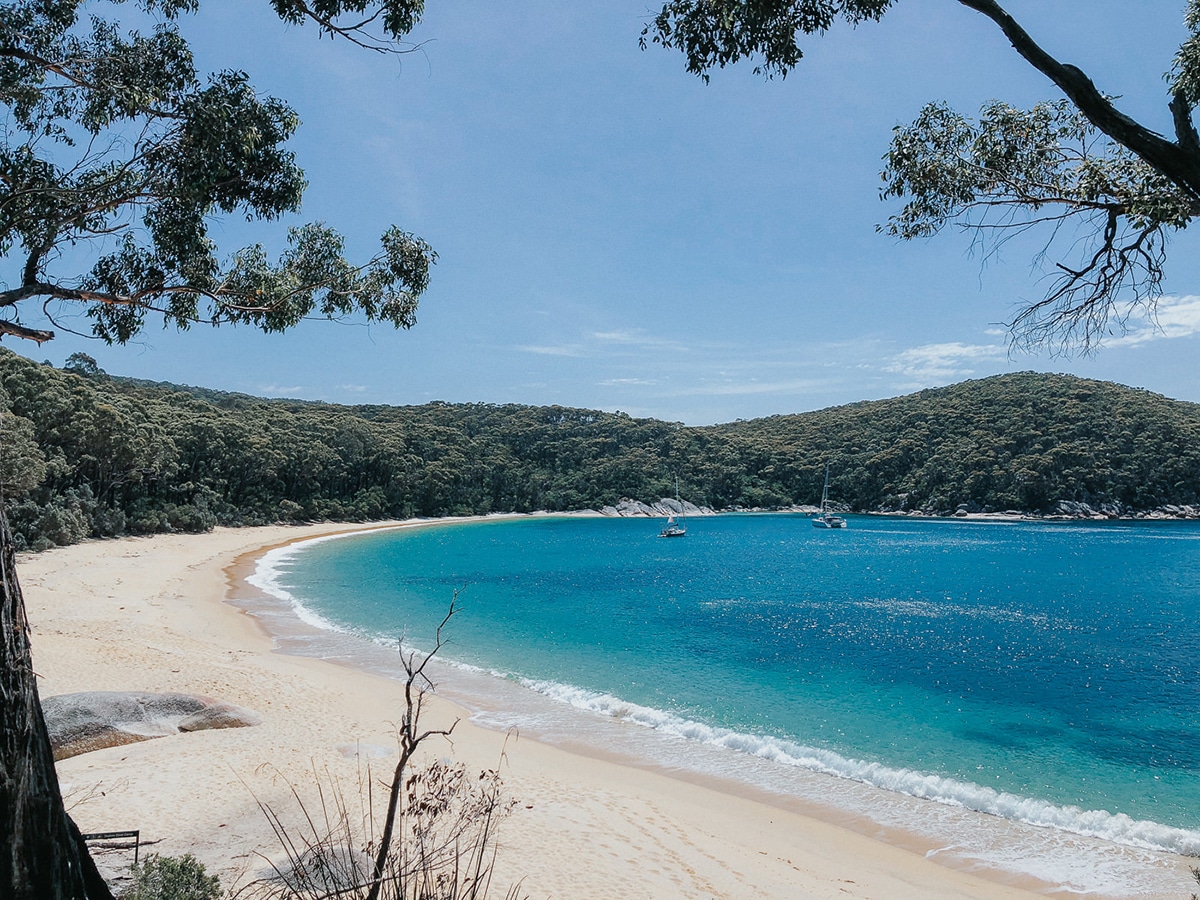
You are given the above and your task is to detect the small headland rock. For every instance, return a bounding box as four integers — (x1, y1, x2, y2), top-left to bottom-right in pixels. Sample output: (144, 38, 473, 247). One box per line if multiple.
(600, 498, 715, 517)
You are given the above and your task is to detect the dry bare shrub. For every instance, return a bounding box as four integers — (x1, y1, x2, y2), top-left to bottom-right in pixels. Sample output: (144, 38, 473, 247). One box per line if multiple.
(233, 602, 525, 900)
(233, 759, 520, 900)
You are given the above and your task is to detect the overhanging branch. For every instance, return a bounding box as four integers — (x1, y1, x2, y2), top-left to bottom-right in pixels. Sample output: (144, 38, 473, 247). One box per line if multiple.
(0, 321, 55, 344)
(957, 0, 1200, 209)
(1009, 218, 1166, 352)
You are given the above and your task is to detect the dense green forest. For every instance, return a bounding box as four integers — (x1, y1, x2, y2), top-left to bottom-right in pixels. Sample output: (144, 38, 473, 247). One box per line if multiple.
(2, 348, 1199, 550)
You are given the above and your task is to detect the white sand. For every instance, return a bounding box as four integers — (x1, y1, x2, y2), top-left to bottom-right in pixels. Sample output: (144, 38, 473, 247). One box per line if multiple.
(16, 522, 1187, 898)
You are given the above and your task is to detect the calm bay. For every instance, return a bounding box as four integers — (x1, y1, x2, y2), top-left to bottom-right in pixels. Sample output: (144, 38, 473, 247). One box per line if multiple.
(248, 514, 1200, 895)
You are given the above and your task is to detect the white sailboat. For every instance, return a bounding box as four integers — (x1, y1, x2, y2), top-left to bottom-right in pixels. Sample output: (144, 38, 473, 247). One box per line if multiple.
(811, 463, 847, 529)
(660, 476, 687, 538)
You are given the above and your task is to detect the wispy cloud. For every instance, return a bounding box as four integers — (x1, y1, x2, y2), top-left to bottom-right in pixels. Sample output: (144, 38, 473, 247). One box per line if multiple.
(884, 341, 1007, 384)
(515, 343, 587, 357)
(672, 377, 827, 397)
(1105, 295, 1200, 347)
(600, 377, 658, 386)
(258, 384, 305, 396)
(514, 328, 693, 360)
(590, 330, 691, 352)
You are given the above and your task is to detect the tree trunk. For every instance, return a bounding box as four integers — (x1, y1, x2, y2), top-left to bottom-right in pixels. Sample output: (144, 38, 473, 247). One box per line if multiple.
(0, 504, 112, 899)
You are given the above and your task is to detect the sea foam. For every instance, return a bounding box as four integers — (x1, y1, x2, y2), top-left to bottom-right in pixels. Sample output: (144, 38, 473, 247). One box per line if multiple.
(247, 532, 366, 634)
(519, 677, 1200, 857)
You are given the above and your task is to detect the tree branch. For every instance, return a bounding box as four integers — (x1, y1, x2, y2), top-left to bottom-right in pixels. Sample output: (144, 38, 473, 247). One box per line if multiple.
(0, 320, 55, 344)
(365, 596, 460, 900)
(1172, 89, 1200, 158)
(956, 0, 1200, 209)
(1010, 217, 1166, 352)
(271, 0, 424, 55)
(0, 44, 185, 121)
(0, 45, 95, 90)
(0, 282, 134, 308)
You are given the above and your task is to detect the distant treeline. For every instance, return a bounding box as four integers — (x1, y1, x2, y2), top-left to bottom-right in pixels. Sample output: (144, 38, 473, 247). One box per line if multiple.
(2, 348, 1199, 550)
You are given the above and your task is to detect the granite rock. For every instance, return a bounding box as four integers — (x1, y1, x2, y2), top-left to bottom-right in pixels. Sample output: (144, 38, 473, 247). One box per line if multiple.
(42, 691, 261, 760)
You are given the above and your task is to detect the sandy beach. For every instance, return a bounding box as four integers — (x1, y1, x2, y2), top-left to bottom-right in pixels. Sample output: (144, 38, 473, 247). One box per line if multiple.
(16, 521, 1186, 898)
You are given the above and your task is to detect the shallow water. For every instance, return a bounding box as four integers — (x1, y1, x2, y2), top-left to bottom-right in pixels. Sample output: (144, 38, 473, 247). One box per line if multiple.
(247, 514, 1200, 895)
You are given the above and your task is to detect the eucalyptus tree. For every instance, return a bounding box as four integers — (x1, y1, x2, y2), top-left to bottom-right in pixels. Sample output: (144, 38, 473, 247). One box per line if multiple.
(644, 0, 1200, 350)
(0, 2, 431, 897)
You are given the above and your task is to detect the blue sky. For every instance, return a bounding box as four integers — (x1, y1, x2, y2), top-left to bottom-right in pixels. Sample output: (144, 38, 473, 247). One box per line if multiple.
(12, 1, 1200, 424)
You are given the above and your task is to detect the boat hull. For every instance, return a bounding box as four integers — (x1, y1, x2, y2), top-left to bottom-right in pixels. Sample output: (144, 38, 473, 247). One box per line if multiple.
(812, 514, 846, 529)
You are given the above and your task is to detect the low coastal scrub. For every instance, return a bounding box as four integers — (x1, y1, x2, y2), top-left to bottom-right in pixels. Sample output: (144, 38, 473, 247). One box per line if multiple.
(5, 348, 1200, 549)
(121, 855, 221, 900)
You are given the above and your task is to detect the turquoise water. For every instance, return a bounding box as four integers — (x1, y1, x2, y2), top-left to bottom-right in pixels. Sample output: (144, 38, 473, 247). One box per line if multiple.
(260, 514, 1200, 863)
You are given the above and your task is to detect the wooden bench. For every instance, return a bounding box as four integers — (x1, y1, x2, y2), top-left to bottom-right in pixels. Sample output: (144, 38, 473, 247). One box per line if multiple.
(82, 830, 140, 864)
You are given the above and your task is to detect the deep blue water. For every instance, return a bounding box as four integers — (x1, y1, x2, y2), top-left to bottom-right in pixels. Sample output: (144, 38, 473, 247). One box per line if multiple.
(265, 514, 1200, 857)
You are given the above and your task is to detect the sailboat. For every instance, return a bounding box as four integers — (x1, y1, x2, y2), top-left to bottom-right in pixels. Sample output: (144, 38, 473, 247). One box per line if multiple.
(659, 476, 687, 538)
(811, 463, 847, 529)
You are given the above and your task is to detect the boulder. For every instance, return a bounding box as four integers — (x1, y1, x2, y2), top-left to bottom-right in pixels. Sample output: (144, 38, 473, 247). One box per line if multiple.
(614, 498, 658, 517)
(610, 497, 715, 517)
(42, 691, 262, 760)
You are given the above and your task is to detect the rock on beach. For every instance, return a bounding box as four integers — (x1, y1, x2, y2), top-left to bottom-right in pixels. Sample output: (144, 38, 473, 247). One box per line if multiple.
(42, 691, 262, 760)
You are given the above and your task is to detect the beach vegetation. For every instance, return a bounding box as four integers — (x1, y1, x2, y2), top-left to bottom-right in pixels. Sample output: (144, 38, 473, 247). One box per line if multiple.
(121, 854, 221, 900)
(238, 761, 520, 900)
(644, 1, 1200, 352)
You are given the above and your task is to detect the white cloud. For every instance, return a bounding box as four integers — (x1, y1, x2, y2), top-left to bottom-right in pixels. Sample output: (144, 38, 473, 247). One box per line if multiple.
(590, 330, 690, 352)
(1105, 295, 1200, 347)
(258, 384, 305, 396)
(600, 377, 657, 386)
(515, 328, 693, 360)
(884, 341, 1007, 384)
(515, 343, 586, 357)
(671, 378, 827, 397)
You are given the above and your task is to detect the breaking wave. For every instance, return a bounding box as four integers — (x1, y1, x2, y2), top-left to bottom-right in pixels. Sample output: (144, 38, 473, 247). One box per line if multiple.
(520, 678, 1200, 857)
(246, 533, 365, 634)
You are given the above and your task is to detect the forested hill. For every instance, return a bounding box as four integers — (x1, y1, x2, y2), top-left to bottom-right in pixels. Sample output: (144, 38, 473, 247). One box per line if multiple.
(1, 349, 1199, 550)
(712, 373, 1200, 516)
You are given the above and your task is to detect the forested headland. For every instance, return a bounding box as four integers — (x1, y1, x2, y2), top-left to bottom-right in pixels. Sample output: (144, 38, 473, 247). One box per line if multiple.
(3, 348, 1200, 550)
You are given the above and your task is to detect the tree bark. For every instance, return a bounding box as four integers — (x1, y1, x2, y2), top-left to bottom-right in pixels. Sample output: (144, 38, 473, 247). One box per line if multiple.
(0, 504, 112, 899)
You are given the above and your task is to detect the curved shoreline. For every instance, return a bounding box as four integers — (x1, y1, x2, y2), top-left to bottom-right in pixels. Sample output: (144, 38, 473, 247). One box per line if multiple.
(240, 517, 1200, 895)
(21, 521, 1195, 898)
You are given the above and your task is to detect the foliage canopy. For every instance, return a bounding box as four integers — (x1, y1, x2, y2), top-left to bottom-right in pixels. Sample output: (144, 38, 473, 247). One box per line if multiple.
(644, 0, 1200, 350)
(0, 0, 435, 346)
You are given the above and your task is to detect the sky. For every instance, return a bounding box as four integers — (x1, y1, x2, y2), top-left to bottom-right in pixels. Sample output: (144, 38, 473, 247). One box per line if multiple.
(10, 1, 1200, 425)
